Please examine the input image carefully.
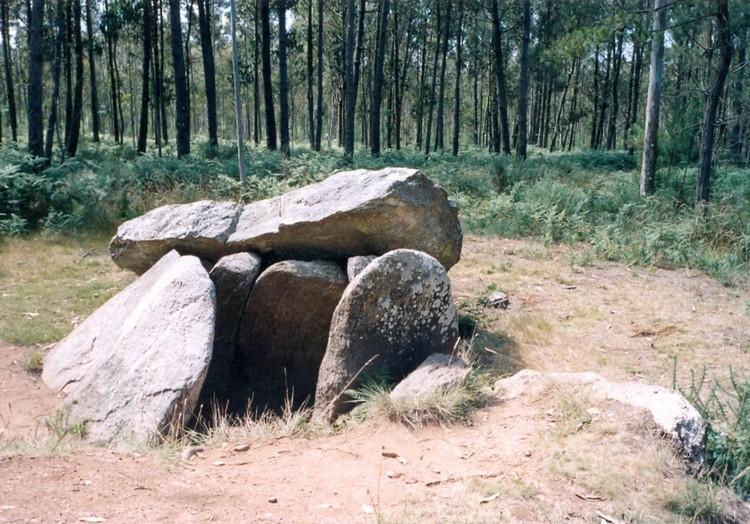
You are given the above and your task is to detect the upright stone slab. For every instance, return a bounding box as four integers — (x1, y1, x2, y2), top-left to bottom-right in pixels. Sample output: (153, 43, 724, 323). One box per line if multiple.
(43, 253, 216, 445)
(110, 168, 462, 274)
(237, 260, 348, 408)
(314, 249, 459, 421)
(200, 252, 262, 404)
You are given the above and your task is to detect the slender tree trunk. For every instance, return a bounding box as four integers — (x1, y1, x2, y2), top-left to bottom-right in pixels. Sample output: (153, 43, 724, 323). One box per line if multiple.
(370, 0, 390, 156)
(424, 1, 441, 160)
(45, 0, 65, 162)
(490, 0, 510, 154)
(516, 0, 530, 158)
(590, 45, 600, 149)
(696, 0, 732, 206)
(306, 0, 314, 148)
(640, 0, 667, 197)
(137, 0, 152, 153)
(253, 0, 260, 145)
(395, 3, 414, 151)
(169, 0, 190, 157)
(84, 0, 99, 142)
(315, 0, 323, 151)
(65, 0, 83, 157)
(435, 1, 451, 151)
(27, 0, 45, 158)
(260, 0, 277, 150)
(606, 26, 624, 150)
(1, 0, 18, 142)
(343, 0, 356, 163)
(197, 0, 218, 147)
(730, 30, 746, 163)
(415, 26, 427, 150)
(451, 0, 464, 157)
(229, 0, 246, 182)
(278, 0, 290, 159)
(64, 0, 73, 149)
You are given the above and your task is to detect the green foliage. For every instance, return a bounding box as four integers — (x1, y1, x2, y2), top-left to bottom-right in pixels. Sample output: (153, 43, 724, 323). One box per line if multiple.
(681, 367, 750, 500)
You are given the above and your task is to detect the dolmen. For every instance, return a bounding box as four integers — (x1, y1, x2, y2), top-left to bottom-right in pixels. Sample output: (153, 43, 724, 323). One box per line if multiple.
(42, 167, 463, 445)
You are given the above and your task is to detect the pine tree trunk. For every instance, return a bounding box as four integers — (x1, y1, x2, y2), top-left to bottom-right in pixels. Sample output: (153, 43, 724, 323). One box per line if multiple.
(307, 0, 315, 148)
(490, 0, 510, 154)
(65, 0, 83, 157)
(696, 0, 732, 206)
(254, 1, 260, 145)
(639, 0, 667, 197)
(343, 0, 356, 163)
(84, 0, 99, 142)
(424, 2, 441, 160)
(169, 0, 190, 157)
(730, 30, 746, 163)
(516, 0, 530, 158)
(137, 0, 152, 153)
(451, 0, 464, 157)
(45, 0, 65, 162)
(435, 1, 451, 151)
(315, 0, 323, 151)
(606, 27, 624, 150)
(370, 0, 390, 156)
(278, 1, 290, 159)
(2, 0, 18, 142)
(260, 0, 277, 150)
(197, 0, 218, 147)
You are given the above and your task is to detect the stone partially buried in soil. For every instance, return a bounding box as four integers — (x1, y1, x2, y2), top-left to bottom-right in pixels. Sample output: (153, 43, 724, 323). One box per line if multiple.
(43, 253, 216, 445)
(390, 353, 470, 400)
(237, 260, 348, 409)
(314, 249, 459, 421)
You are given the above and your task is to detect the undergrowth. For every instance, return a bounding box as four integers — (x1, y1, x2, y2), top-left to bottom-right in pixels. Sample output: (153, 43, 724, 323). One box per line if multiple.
(2, 141, 749, 283)
(681, 367, 750, 501)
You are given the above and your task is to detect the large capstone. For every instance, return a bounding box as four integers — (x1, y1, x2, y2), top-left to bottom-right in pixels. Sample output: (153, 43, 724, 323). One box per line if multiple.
(110, 168, 462, 274)
(110, 201, 242, 275)
(314, 249, 459, 421)
(237, 260, 348, 410)
(42, 252, 216, 445)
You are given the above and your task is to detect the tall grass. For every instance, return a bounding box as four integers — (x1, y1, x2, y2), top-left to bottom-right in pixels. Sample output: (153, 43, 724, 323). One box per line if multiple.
(1, 141, 748, 282)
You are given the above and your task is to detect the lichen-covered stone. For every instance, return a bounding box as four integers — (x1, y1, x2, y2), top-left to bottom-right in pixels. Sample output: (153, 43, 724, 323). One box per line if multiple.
(346, 255, 376, 280)
(314, 249, 458, 421)
(390, 353, 469, 400)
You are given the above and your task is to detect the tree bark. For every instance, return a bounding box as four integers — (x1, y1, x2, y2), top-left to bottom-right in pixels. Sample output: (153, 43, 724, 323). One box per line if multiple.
(1, 0, 18, 142)
(640, 0, 667, 196)
(230, 0, 246, 183)
(137, 0, 153, 153)
(516, 0, 530, 158)
(315, 0, 323, 151)
(451, 0, 464, 157)
(343, 0, 356, 163)
(45, 0, 65, 163)
(169, 0, 190, 157)
(27, 0, 45, 158)
(696, 0, 732, 206)
(370, 0, 390, 156)
(260, 0, 277, 150)
(197, 0, 218, 147)
(277, 0, 290, 159)
(424, 1, 441, 160)
(65, 0, 84, 157)
(84, 0, 100, 142)
(490, 0, 510, 154)
(435, 1, 451, 151)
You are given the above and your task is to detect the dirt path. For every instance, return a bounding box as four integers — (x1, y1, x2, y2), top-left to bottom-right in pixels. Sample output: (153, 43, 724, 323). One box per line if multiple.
(3, 237, 750, 523)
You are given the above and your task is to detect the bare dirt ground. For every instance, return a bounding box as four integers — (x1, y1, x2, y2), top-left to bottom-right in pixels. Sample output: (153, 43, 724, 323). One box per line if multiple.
(2, 237, 750, 523)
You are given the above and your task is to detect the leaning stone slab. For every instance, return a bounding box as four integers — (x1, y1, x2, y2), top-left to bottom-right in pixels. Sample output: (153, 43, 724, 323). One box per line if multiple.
(494, 370, 706, 465)
(43, 253, 216, 445)
(390, 353, 469, 400)
(237, 260, 348, 407)
(314, 249, 459, 421)
(110, 168, 462, 274)
(110, 200, 242, 274)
